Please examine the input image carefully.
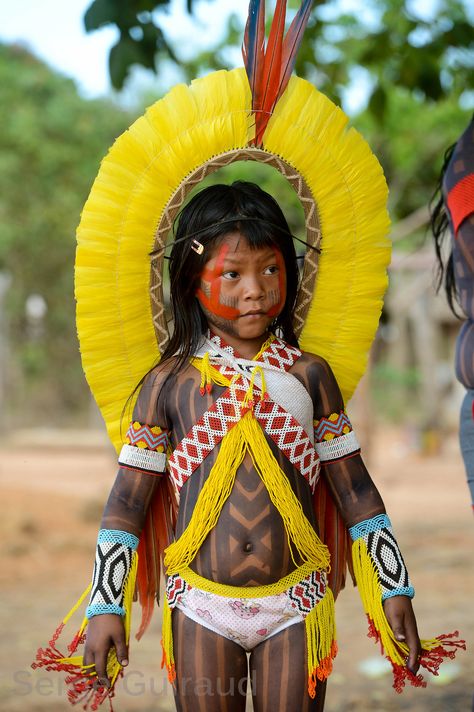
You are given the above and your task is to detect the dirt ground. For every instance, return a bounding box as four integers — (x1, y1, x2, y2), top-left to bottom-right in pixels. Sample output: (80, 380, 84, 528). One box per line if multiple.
(0, 426, 472, 712)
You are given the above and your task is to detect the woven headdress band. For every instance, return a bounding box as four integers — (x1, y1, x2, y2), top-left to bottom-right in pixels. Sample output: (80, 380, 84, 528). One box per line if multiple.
(153, 215, 321, 258)
(75, 0, 391, 452)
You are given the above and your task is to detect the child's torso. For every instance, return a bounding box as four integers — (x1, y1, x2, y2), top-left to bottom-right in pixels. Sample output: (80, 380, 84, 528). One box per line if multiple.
(165, 358, 318, 587)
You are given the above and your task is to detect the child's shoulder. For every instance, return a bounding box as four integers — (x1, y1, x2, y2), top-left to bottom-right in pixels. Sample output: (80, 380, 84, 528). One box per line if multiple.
(144, 356, 194, 386)
(134, 357, 192, 426)
(293, 348, 344, 411)
(296, 349, 335, 379)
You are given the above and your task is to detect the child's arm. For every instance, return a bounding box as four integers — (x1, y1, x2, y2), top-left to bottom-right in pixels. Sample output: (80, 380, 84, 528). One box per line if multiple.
(83, 366, 171, 688)
(308, 355, 422, 673)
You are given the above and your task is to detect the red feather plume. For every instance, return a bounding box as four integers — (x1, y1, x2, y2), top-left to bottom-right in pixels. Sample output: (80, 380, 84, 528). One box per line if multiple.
(242, 0, 314, 147)
(135, 476, 177, 640)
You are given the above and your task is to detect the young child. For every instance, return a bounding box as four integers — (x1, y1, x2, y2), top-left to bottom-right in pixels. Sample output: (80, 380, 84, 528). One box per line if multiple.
(33, 5, 464, 708)
(80, 180, 423, 711)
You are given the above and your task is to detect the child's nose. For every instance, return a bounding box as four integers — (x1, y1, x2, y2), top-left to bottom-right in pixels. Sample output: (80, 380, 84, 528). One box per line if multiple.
(243, 275, 265, 299)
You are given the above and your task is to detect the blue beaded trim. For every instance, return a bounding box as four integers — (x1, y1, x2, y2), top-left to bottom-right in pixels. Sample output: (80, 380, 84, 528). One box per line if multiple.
(86, 603, 125, 618)
(382, 586, 415, 601)
(97, 529, 139, 550)
(348, 514, 391, 541)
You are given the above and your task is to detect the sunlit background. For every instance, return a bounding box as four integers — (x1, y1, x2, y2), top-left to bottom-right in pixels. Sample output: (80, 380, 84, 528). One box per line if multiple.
(1, 2, 473, 710)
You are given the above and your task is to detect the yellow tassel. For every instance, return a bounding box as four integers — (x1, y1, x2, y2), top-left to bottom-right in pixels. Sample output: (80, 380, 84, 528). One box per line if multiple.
(63, 583, 92, 626)
(165, 410, 330, 575)
(164, 420, 247, 573)
(161, 597, 176, 683)
(351, 538, 408, 664)
(351, 539, 461, 669)
(305, 588, 337, 698)
(199, 352, 211, 394)
(240, 415, 330, 570)
(190, 357, 232, 390)
(243, 365, 268, 409)
(56, 552, 139, 683)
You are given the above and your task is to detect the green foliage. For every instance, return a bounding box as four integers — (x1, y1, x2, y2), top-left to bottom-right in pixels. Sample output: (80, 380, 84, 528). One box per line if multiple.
(371, 362, 421, 422)
(83, 0, 473, 119)
(84, 0, 180, 89)
(0, 43, 130, 422)
(352, 91, 471, 222)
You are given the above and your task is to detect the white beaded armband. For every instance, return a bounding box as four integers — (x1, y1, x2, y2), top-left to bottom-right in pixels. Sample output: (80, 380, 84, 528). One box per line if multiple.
(86, 529, 139, 618)
(349, 514, 414, 600)
(313, 411, 360, 462)
(119, 444, 167, 474)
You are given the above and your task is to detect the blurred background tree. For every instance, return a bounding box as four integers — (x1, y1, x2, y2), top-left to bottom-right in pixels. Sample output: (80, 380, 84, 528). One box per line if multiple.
(84, 0, 473, 112)
(0, 44, 130, 424)
(83, 0, 473, 223)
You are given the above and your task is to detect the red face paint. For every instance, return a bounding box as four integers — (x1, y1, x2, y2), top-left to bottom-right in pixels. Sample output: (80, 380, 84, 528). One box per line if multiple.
(196, 243, 240, 320)
(267, 248, 286, 318)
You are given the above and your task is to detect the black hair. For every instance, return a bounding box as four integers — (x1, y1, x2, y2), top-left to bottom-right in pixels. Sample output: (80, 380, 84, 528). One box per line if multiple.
(430, 112, 474, 317)
(159, 180, 300, 374)
(430, 141, 460, 317)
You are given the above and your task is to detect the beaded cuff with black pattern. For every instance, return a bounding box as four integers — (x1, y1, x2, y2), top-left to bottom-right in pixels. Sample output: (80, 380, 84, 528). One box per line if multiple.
(86, 529, 139, 619)
(349, 514, 414, 600)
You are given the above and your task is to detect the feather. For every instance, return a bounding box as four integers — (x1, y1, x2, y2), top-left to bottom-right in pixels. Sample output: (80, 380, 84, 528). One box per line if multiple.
(279, 0, 313, 100)
(243, 0, 314, 147)
(312, 473, 354, 599)
(242, 0, 265, 113)
(259, 0, 287, 118)
(135, 477, 177, 640)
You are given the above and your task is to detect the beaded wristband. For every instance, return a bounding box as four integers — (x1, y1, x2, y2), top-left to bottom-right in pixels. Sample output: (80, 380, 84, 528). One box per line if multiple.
(86, 529, 139, 619)
(349, 514, 414, 600)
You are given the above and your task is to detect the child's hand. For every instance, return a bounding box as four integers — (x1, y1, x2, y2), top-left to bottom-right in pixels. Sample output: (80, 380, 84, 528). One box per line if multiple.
(83, 614, 129, 688)
(382, 596, 422, 673)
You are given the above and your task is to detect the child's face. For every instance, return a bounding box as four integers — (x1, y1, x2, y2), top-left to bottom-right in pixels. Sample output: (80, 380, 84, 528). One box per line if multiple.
(196, 231, 287, 343)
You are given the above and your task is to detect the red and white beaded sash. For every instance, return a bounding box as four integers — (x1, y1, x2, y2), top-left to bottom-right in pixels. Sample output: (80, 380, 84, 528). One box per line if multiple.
(167, 337, 320, 493)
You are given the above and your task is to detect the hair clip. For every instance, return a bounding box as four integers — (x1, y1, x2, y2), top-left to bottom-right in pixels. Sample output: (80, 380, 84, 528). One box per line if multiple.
(191, 239, 204, 255)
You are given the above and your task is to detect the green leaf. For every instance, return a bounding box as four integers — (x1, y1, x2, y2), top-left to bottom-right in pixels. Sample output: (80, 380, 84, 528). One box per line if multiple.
(109, 36, 142, 88)
(368, 84, 387, 122)
(84, 0, 117, 31)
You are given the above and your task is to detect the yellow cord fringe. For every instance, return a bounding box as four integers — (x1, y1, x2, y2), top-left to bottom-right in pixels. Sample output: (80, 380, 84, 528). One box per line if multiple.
(160, 563, 336, 698)
(165, 350, 330, 574)
(351, 539, 455, 664)
(164, 409, 330, 574)
(54, 552, 138, 687)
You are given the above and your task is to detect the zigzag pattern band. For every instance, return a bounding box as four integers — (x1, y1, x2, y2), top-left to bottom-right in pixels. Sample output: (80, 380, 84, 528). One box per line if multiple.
(349, 516, 414, 600)
(86, 529, 139, 618)
(125, 421, 169, 451)
(314, 411, 352, 442)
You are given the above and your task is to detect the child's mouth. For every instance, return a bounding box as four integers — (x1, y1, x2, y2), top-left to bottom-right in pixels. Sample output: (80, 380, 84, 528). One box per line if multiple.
(240, 311, 266, 319)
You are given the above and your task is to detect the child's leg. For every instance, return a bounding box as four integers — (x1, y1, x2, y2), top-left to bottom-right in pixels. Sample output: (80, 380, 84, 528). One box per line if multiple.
(172, 608, 248, 712)
(249, 622, 327, 712)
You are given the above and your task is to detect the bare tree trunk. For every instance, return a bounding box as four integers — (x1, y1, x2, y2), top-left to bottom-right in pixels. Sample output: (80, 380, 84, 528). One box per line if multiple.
(0, 273, 12, 431)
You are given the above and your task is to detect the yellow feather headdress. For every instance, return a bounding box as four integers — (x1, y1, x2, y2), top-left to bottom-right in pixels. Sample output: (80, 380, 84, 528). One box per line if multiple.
(75, 1, 391, 452)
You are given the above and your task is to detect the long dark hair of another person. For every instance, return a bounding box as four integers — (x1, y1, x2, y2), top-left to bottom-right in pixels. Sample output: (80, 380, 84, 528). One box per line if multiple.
(430, 143, 461, 317)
